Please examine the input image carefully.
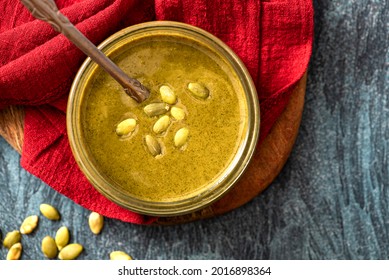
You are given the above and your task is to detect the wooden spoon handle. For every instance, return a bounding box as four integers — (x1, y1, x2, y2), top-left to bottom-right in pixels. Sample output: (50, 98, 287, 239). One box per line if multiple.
(20, 0, 150, 103)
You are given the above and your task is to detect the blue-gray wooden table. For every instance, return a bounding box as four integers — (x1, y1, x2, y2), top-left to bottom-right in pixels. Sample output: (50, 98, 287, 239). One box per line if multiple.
(0, 0, 388, 260)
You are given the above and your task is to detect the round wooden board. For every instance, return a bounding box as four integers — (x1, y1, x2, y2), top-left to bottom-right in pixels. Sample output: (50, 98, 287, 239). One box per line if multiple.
(0, 73, 307, 225)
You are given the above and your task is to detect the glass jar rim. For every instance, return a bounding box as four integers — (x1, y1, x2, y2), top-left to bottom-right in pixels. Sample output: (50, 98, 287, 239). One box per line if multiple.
(67, 21, 260, 216)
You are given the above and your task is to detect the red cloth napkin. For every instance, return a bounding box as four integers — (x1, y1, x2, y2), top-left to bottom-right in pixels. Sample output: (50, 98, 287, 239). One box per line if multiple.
(0, 0, 313, 224)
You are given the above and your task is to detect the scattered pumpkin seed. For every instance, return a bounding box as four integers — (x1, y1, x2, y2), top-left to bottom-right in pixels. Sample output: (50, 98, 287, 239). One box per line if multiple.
(41, 236, 58, 259)
(145, 135, 162, 157)
(58, 243, 83, 260)
(174, 127, 189, 148)
(187, 82, 209, 99)
(116, 118, 137, 136)
(55, 226, 70, 250)
(88, 212, 104, 235)
(144, 103, 169, 117)
(159, 85, 177, 104)
(153, 115, 170, 134)
(7, 242, 22, 260)
(3, 230, 21, 249)
(110, 251, 133, 260)
(40, 203, 60, 220)
(170, 106, 186, 120)
(20, 215, 39, 234)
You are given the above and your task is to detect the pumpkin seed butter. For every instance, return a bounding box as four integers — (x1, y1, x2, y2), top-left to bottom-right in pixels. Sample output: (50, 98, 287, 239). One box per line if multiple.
(81, 35, 248, 202)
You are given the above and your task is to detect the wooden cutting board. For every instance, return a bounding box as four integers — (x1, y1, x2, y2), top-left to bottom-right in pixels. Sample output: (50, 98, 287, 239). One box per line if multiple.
(0, 73, 307, 224)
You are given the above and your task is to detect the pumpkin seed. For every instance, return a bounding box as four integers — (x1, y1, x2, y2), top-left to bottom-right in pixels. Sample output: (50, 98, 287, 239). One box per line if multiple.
(144, 103, 169, 117)
(159, 85, 177, 104)
(55, 226, 70, 250)
(58, 243, 83, 260)
(3, 230, 21, 249)
(170, 106, 186, 120)
(153, 115, 170, 134)
(7, 242, 22, 260)
(40, 203, 60, 220)
(187, 82, 209, 99)
(41, 236, 58, 259)
(110, 251, 133, 260)
(20, 215, 39, 234)
(174, 127, 189, 148)
(116, 118, 137, 136)
(145, 135, 162, 157)
(88, 212, 104, 235)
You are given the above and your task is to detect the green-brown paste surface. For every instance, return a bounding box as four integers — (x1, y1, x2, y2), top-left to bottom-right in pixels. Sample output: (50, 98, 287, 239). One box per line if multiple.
(82, 35, 247, 202)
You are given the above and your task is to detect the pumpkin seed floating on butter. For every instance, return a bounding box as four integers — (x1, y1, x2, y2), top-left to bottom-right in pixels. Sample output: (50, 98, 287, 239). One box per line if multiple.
(40, 203, 60, 220)
(116, 118, 137, 136)
(153, 115, 170, 134)
(174, 127, 189, 148)
(159, 85, 177, 104)
(7, 242, 22, 260)
(20, 215, 39, 234)
(187, 82, 209, 99)
(170, 106, 186, 120)
(3, 230, 21, 249)
(144, 103, 170, 117)
(145, 135, 162, 157)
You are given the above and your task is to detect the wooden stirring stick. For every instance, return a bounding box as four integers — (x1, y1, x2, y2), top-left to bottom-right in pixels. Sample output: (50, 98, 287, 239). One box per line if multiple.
(20, 0, 150, 103)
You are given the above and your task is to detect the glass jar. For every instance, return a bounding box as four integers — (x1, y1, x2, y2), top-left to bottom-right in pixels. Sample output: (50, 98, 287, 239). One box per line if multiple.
(67, 21, 260, 216)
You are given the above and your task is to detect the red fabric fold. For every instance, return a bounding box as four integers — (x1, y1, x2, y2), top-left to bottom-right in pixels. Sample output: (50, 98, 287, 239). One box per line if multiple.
(0, 0, 313, 223)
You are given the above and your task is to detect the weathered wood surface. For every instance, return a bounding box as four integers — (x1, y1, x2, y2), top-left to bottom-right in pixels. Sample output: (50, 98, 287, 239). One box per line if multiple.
(0, 0, 388, 259)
